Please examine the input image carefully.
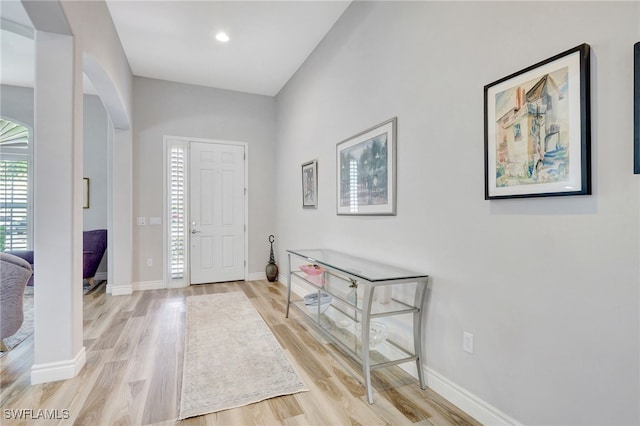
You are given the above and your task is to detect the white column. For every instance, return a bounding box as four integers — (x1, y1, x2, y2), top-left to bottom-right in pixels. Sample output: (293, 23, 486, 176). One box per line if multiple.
(30, 30, 85, 384)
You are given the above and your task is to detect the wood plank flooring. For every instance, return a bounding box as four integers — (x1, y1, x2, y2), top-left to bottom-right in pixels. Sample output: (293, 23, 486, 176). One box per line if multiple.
(0, 281, 480, 425)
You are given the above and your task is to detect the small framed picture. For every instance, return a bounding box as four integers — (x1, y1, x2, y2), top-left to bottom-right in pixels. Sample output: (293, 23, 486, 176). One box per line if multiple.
(634, 42, 640, 174)
(302, 160, 317, 208)
(83, 178, 90, 209)
(484, 44, 591, 199)
(336, 118, 396, 215)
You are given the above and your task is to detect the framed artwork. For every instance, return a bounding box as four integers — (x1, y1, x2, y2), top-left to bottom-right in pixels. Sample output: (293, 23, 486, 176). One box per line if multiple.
(635, 42, 640, 174)
(484, 44, 591, 199)
(336, 117, 396, 215)
(83, 178, 90, 209)
(302, 160, 317, 208)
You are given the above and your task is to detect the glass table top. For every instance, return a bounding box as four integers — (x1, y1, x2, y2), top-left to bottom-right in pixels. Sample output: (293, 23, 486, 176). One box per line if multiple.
(287, 249, 428, 282)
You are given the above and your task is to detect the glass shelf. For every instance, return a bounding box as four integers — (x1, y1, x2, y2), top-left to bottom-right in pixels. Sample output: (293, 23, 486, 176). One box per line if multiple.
(288, 249, 428, 283)
(292, 270, 421, 317)
(290, 300, 416, 368)
(286, 248, 429, 404)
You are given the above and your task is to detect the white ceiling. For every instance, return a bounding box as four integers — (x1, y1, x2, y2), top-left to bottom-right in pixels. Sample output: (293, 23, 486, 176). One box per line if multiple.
(106, 1, 351, 96)
(1, 1, 350, 97)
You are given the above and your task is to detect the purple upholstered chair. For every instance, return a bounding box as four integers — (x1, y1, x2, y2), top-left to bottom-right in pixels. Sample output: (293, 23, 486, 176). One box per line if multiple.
(83, 229, 107, 287)
(5, 229, 107, 289)
(4, 250, 34, 286)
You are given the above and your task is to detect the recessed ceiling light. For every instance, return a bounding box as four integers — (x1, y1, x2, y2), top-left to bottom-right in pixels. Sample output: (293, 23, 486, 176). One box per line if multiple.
(215, 32, 230, 43)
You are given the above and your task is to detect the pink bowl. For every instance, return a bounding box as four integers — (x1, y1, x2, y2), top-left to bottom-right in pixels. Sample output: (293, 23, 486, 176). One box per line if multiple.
(300, 264, 324, 275)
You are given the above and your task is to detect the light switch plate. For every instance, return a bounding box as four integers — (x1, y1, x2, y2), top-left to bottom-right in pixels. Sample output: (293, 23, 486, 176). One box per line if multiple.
(463, 332, 474, 354)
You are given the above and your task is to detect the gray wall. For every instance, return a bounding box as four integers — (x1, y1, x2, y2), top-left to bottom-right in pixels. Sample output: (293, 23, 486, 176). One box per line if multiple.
(132, 76, 277, 283)
(275, 2, 639, 424)
(83, 94, 108, 275)
(0, 85, 33, 127)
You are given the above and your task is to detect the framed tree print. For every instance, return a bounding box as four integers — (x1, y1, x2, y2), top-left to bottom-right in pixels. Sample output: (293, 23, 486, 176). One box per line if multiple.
(302, 160, 317, 208)
(484, 44, 591, 199)
(336, 117, 396, 215)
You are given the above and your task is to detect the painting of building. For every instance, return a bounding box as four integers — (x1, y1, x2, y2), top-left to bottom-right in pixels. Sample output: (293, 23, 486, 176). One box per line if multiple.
(494, 67, 569, 187)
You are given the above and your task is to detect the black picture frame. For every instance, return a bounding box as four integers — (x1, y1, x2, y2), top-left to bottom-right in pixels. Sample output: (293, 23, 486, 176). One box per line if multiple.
(484, 44, 591, 199)
(634, 42, 640, 174)
(301, 160, 317, 208)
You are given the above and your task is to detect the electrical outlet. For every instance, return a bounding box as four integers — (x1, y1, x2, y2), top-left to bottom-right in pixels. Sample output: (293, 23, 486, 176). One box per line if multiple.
(137, 217, 146, 226)
(149, 217, 161, 225)
(147, 258, 153, 267)
(463, 332, 474, 354)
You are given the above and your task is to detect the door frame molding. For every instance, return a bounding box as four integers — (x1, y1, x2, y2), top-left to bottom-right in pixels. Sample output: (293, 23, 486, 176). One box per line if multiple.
(162, 135, 249, 288)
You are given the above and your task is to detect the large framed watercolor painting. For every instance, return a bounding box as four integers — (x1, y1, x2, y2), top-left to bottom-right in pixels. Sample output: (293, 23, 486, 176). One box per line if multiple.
(302, 160, 317, 208)
(484, 44, 591, 199)
(336, 118, 396, 215)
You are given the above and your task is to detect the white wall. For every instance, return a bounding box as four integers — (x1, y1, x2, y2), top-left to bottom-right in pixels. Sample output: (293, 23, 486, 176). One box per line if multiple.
(59, 1, 132, 129)
(275, 2, 640, 424)
(132, 76, 277, 284)
(0, 85, 33, 126)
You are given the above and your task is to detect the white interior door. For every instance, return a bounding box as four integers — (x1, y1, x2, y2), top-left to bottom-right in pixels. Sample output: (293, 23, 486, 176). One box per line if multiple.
(189, 142, 245, 284)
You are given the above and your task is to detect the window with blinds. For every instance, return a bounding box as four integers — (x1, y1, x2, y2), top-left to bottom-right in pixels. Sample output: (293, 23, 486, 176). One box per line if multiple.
(0, 119, 30, 251)
(0, 159, 29, 250)
(169, 145, 186, 279)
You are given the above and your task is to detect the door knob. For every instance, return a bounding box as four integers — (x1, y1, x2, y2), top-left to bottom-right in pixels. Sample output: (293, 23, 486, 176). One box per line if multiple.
(191, 221, 201, 235)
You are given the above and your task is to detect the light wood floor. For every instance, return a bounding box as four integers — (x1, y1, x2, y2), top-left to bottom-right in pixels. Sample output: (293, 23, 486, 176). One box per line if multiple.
(0, 280, 480, 425)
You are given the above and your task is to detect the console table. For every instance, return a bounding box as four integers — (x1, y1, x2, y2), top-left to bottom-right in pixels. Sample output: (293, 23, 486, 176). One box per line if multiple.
(285, 249, 429, 404)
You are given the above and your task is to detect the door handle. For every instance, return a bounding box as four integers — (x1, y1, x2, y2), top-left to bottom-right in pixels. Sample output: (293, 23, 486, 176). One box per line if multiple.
(191, 221, 201, 235)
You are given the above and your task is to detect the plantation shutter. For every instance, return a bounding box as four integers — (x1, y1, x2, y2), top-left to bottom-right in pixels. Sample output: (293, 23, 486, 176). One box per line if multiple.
(0, 159, 29, 250)
(170, 145, 186, 279)
(0, 119, 30, 251)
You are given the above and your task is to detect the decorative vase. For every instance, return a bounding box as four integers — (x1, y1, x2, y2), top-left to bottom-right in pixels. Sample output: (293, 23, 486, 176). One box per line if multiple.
(265, 234, 278, 282)
(266, 262, 278, 282)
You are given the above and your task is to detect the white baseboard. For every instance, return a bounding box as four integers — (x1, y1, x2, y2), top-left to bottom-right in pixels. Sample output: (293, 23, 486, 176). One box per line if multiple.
(279, 274, 289, 287)
(132, 280, 166, 291)
(110, 284, 133, 296)
(168, 280, 189, 289)
(248, 272, 267, 281)
(284, 273, 519, 425)
(31, 347, 86, 385)
(426, 368, 521, 425)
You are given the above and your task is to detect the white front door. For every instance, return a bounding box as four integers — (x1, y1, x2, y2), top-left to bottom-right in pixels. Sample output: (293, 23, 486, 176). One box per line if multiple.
(189, 142, 245, 284)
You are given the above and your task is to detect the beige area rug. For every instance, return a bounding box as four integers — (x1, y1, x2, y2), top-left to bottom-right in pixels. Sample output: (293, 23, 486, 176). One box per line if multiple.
(178, 291, 308, 420)
(0, 287, 33, 356)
